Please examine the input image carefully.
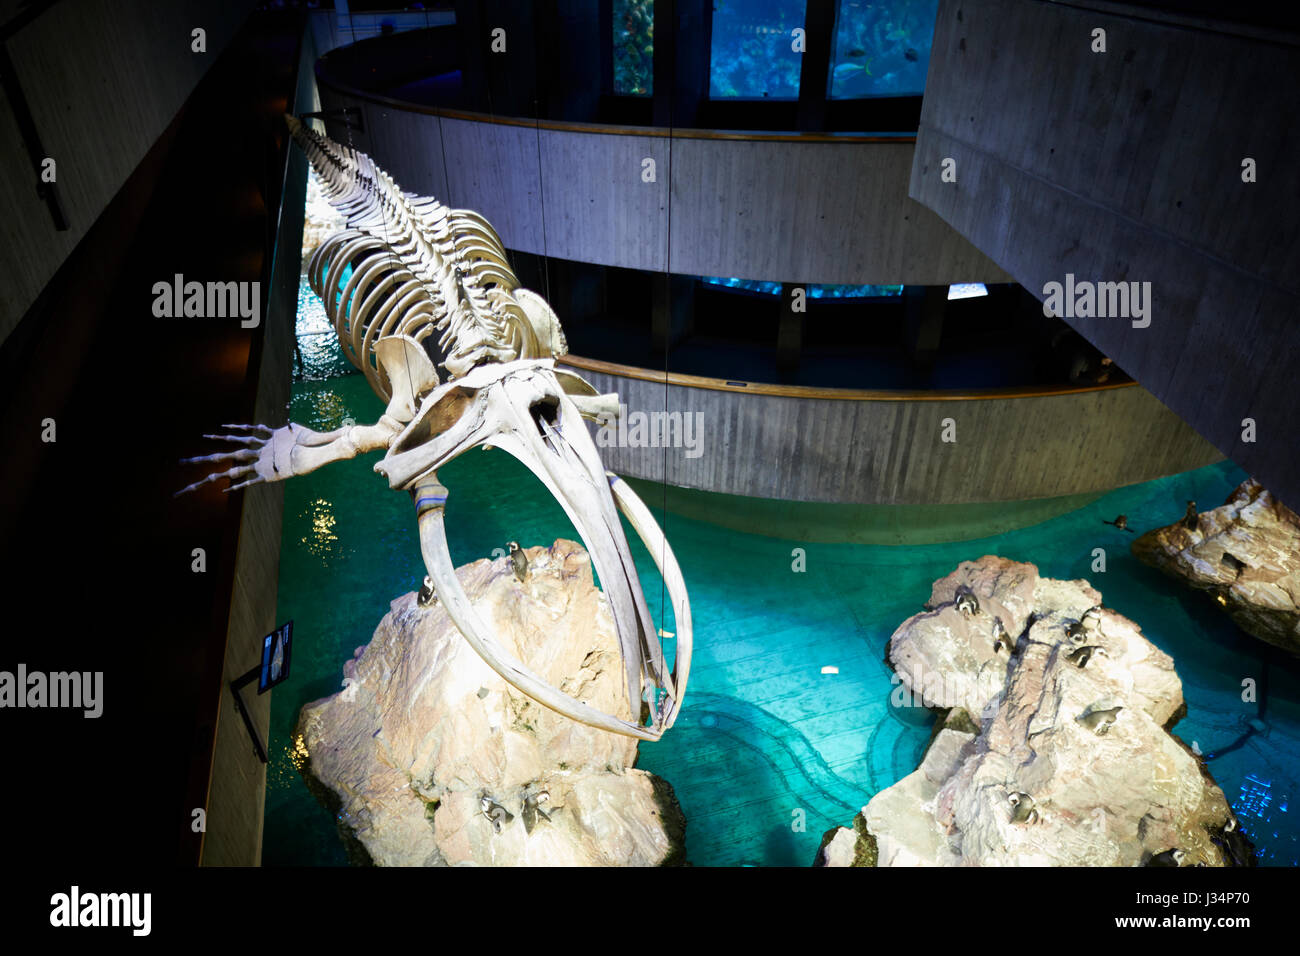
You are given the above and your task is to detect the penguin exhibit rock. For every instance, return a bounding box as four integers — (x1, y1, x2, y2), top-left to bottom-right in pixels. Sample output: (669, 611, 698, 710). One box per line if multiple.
(1132, 478, 1300, 657)
(295, 538, 686, 866)
(830, 555, 1241, 867)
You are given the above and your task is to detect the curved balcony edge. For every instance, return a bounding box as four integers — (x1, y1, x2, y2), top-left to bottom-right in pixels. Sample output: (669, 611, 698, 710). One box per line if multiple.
(560, 355, 1224, 505)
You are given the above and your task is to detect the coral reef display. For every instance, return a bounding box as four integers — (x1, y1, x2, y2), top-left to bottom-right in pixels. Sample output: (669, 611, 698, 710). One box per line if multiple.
(1134, 478, 1300, 656)
(816, 556, 1250, 866)
(709, 0, 806, 98)
(613, 0, 653, 95)
(698, 0, 939, 99)
(295, 540, 686, 866)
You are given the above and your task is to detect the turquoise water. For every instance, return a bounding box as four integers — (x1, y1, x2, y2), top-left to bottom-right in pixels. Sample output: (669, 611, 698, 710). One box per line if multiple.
(263, 370, 1299, 867)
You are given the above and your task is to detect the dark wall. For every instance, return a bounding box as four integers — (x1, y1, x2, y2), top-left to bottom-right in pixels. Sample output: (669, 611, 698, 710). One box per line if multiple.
(0, 8, 306, 869)
(0, 0, 258, 343)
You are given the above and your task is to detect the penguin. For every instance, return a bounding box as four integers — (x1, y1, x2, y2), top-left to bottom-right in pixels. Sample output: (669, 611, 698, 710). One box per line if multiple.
(480, 795, 514, 833)
(1103, 514, 1134, 532)
(1182, 500, 1198, 531)
(418, 575, 437, 607)
(992, 617, 1014, 655)
(1081, 605, 1103, 630)
(1065, 644, 1104, 668)
(1008, 791, 1040, 825)
(508, 541, 528, 582)
(954, 585, 980, 617)
(1077, 705, 1123, 735)
(1214, 816, 1256, 867)
(1147, 848, 1186, 867)
(1065, 620, 1089, 645)
(521, 789, 552, 835)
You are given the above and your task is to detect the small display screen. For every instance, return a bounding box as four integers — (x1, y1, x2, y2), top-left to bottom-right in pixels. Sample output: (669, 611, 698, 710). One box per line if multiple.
(258, 621, 293, 694)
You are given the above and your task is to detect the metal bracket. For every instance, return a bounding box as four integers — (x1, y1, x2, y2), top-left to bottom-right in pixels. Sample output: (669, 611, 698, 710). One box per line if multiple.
(230, 665, 268, 764)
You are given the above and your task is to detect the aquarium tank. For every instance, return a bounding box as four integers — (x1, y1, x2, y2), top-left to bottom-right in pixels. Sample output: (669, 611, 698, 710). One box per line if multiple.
(613, 0, 654, 95)
(702, 275, 904, 298)
(709, 0, 807, 98)
(828, 0, 940, 98)
(619, 0, 940, 103)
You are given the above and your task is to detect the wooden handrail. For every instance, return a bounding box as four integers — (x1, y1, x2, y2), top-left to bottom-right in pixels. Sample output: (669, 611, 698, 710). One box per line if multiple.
(314, 70, 916, 144)
(558, 354, 1137, 402)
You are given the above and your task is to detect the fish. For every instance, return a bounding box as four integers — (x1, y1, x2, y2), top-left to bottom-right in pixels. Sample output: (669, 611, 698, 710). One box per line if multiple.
(833, 59, 872, 80)
(904, 47, 919, 62)
(848, 47, 866, 57)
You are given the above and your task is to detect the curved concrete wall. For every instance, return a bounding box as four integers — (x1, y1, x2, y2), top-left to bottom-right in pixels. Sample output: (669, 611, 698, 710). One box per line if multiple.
(562, 359, 1222, 505)
(316, 85, 1013, 286)
(909, 0, 1300, 506)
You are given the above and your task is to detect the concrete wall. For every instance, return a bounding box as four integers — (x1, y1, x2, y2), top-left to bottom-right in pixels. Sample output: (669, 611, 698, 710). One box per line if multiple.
(566, 360, 1222, 504)
(909, 0, 1300, 505)
(319, 92, 1014, 286)
(0, 0, 256, 344)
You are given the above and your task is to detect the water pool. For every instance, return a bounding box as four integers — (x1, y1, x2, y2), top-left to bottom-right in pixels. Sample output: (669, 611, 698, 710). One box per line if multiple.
(263, 372, 1298, 867)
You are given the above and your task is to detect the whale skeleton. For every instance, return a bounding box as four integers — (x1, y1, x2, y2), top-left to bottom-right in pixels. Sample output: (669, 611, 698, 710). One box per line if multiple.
(179, 116, 691, 740)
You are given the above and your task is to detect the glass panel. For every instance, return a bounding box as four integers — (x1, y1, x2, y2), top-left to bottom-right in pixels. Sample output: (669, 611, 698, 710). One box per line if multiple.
(613, 0, 654, 96)
(810, 282, 903, 299)
(709, 0, 808, 99)
(701, 276, 903, 298)
(828, 0, 939, 99)
(701, 275, 784, 295)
